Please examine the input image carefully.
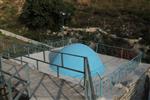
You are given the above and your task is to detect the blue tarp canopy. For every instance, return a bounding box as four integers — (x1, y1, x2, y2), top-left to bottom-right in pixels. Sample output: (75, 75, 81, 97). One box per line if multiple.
(50, 43, 105, 78)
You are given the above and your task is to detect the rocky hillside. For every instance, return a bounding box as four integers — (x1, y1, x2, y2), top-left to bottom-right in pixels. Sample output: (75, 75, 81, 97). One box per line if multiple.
(0, 0, 150, 62)
(0, 0, 26, 35)
(1, 0, 150, 39)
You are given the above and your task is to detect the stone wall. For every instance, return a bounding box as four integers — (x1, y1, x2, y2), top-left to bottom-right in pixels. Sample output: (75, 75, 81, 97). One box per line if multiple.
(116, 68, 150, 100)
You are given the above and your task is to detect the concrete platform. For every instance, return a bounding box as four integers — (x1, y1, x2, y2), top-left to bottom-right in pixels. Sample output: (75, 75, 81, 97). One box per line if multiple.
(1, 60, 84, 100)
(3, 50, 150, 100)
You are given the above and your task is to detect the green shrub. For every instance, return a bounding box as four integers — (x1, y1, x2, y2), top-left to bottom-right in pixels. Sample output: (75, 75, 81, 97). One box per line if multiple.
(19, 0, 75, 32)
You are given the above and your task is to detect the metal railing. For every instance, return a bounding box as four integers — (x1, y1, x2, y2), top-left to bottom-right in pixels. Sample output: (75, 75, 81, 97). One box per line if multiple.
(1, 43, 96, 100)
(0, 38, 142, 100)
(3, 45, 85, 78)
(96, 43, 138, 60)
(0, 56, 31, 100)
(41, 39, 142, 99)
(84, 58, 96, 100)
(93, 51, 142, 98)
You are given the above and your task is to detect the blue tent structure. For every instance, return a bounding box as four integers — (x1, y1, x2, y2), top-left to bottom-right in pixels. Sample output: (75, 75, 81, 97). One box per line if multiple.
(49, 43, 105, 78)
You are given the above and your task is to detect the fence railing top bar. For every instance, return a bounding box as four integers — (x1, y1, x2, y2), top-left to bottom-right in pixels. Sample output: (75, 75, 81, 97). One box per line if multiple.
(96, 43, 134, 51)
(101, 50, 142, 79)
(50, 50, 86, 58)
(129, 51, 142, 62)
(43, 38, 70, 43)
(6, 39, 141, 61)
(13, 58, 28, 64)
(9, 42, 86, 59)
(84, 57, 96, 100)
(2, 49, 85, 77)
(74, 40, 137, 52)
(0, 69, 27, 83)
(1, 55, 28, 65)
(23, 55, 84, 74)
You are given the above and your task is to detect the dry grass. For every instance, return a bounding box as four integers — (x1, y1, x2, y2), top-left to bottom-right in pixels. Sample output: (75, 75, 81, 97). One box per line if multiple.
(67, 0, 150, 10)
(92, 0, 150, 10)
(0, 32, 27, 53)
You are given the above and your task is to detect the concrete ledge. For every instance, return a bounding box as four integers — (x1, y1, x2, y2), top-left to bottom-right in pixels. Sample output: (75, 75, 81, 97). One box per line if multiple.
(0, 29, 39, 44)
(0, 29, 51, 47)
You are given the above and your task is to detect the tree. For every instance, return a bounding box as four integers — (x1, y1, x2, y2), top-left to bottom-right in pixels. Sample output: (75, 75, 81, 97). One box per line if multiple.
(19, 0, 75, 32)
(140, 27, 150, 45)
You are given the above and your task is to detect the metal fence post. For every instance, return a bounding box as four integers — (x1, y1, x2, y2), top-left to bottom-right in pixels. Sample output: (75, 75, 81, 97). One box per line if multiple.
(140, 52, 143, 64)
(13, 44, 16, 54)
(61, 53, 64, 67)
(0, 55, 4, 84)
(7, 49, 10, 59)
(7, 79, 13, 100)
(27, 47, 30, 57)
(121, 48, 123, 59)
(25, 63, 31, 98)
(97, 74, 103, 97)
(84, 57, 96, 100)
(20, 56, 23, 65)
(43, 50, 46, 62)
(96, 43, 99, 53)
(57, 66, 59, 78)
(36, 60, 39, 70)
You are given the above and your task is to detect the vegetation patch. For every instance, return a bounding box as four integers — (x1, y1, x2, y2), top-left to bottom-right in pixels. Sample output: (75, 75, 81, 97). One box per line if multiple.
(0, 0, 150, 63)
